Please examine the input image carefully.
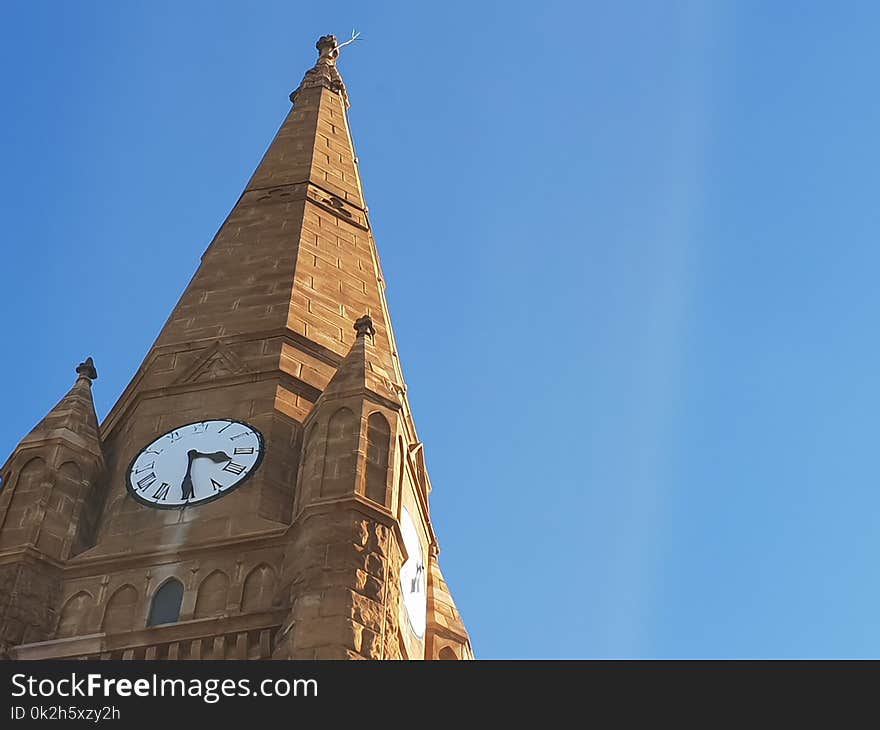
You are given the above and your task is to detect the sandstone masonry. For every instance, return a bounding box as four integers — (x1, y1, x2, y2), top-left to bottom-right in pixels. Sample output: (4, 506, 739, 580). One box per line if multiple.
(0, 35, 472, 661)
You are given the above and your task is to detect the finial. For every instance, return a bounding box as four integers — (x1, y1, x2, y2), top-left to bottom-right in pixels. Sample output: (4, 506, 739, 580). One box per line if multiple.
(354, 314, 375, 338)
(292, 31, 360, 108)
(76, 356, 98, 381)
(316, 35, 340, 63)
(316, 30, 361, 64)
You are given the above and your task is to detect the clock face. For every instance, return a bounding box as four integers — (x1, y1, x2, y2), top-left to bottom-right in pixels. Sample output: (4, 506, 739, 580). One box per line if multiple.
(399, 506, 427, 638)
(127, 419, 264, 509)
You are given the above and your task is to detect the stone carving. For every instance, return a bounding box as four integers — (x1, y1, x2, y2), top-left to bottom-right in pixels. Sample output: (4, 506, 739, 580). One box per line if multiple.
(322, 195, 353, 218)
(174, 342, 250, 385)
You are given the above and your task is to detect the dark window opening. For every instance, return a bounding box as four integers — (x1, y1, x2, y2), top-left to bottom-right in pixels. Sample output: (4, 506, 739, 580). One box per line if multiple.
(147, 579, 184, 626)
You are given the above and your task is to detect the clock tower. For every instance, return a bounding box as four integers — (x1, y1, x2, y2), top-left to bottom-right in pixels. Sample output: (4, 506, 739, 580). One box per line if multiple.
(0, 35, 472, 661)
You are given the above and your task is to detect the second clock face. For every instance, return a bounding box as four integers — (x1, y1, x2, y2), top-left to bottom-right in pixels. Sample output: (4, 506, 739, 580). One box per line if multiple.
(127, 419, 264, 509)
(400, 506, 427, 638)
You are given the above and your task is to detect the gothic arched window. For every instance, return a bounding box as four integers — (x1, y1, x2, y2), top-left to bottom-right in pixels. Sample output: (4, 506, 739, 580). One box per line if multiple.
(241, 563, 276, 612)
(102, 585, 138, 633)
(147, 578, 184, 627)
(364, 412, 391, 505)
(193, 571, 229, 619)
(57, 591, 93, 639)
(321, 407, 358, 497)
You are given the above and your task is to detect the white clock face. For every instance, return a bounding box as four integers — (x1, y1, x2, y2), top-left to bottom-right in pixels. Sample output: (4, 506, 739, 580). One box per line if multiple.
(127, 419, 264, 509)
(399, 506, 427, 638)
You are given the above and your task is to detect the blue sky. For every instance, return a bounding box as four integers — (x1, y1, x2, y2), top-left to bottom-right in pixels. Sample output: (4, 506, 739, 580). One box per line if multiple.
(2, 1, 880, 658)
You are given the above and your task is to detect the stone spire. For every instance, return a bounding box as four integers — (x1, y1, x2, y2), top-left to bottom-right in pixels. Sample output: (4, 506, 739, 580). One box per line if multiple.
(15, 357, 103, 462)
(315, 315, 400, 406)
(0, 358, 106, 654)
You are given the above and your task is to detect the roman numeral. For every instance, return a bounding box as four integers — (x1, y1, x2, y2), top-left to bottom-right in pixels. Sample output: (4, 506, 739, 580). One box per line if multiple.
(152, 482, 171, 501)
(192, 422, 209, 433)
(222, 461, 246, 475)
(145, 449, 162, 456)
(134, 462, 155, 474)
(136, 473, 157, 491)
(229, 432, 250, 441)
(218, 422, 233, 434)
(233, 447, 254, 455)
(168, 431, 182, 443)
(210, 478, 224, 492)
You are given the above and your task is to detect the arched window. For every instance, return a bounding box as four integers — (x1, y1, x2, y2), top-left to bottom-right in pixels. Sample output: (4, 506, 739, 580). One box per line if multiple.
(299, 421, 324, 505)
(241, 564, 276, 612)
(0, 457, 46, 549)
(438, 647, 459, 660)
(364, 412, 391, 505)
(53, 462, 82, 513)
(321, 407, 358, 497)
(147, 579, 184, 627)
(57, 591, 93, 639)
(102, 585, 138, 633)
(193, 571, 229, 619)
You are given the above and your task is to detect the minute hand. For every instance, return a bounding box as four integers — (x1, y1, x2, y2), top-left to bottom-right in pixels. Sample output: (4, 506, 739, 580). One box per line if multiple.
(180, 450, 232, 500)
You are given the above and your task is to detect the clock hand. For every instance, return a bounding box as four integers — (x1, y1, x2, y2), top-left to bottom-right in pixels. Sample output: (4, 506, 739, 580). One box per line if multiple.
(180, 450, 234, 501)
(194, 450, 233, 463)
(180, 449, 198, 500)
